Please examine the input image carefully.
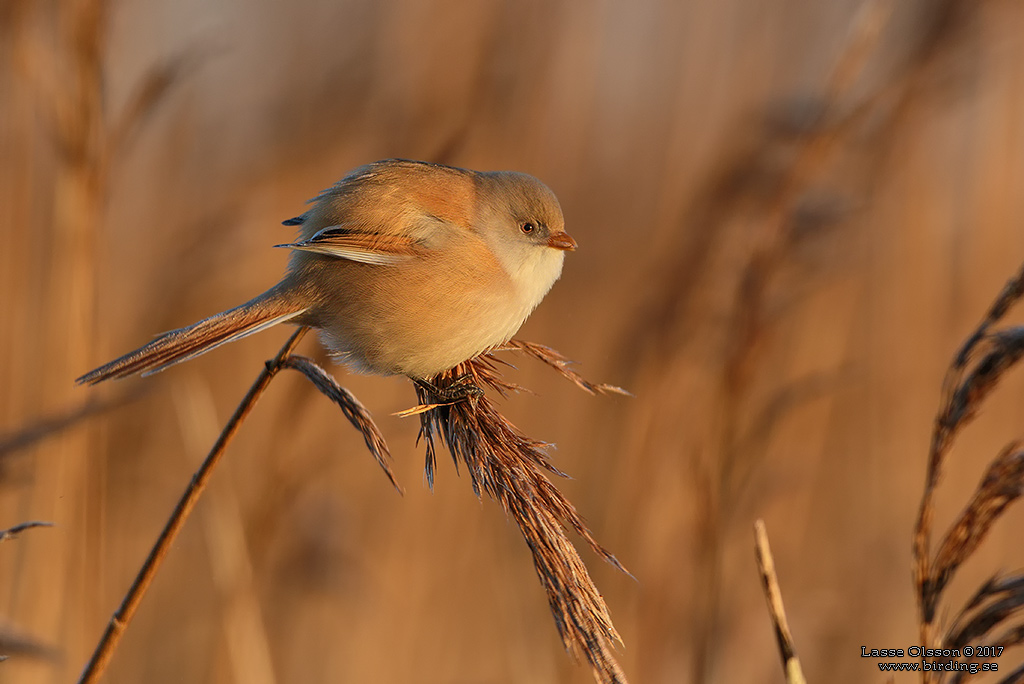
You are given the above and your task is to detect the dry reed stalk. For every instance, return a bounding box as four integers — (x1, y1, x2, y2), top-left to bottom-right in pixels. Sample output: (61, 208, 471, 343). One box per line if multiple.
(753, 520, 807, 684)
(76, 328, 307, 684)
(413, 347, 629, 684)
(913, 259, 1024, 682)
(76, 327, 397, 683)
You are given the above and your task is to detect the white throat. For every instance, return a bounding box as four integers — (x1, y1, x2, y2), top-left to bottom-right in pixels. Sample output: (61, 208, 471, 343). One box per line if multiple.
(497, 244, 566, 312)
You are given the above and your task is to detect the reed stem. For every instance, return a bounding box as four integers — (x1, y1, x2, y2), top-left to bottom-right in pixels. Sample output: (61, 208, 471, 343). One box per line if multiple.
(77, 327, 308, 684)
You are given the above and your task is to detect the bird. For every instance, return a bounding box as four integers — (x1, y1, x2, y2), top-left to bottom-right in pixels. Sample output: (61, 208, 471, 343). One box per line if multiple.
(77, 159, 577, 387)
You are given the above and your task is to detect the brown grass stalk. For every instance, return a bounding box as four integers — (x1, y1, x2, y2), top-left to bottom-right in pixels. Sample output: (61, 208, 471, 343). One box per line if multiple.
(414, 349, 628, 684)
(754, 519, 807, 684)
(76, 327, 310, 683)
(76, 326, 398, 683)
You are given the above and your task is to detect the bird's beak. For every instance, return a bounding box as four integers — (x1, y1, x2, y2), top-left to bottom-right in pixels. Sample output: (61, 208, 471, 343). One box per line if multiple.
(546, 232, 577, 251)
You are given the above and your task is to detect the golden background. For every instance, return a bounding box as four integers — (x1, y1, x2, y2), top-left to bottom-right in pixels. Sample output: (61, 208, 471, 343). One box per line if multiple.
(2, 0, 1024, 682)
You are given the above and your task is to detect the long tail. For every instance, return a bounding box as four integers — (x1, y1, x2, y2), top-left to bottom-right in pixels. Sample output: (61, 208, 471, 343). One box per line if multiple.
(77, 286, 309, 385)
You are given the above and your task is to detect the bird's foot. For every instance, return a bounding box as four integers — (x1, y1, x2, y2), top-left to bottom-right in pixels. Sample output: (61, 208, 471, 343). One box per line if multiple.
(415, 374, 484, 404)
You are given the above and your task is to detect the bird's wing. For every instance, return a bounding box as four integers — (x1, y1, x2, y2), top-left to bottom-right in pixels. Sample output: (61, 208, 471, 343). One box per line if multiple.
(275, 225, 423, 266)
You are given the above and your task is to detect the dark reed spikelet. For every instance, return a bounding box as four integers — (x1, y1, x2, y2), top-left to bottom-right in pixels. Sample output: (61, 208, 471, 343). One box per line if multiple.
(415, 352, 628, 684)
(947, 573, 1024, 657)
(927, 444, 1024, 613)
(913, 258, 1024, 682)
(281, 355, 398, 491)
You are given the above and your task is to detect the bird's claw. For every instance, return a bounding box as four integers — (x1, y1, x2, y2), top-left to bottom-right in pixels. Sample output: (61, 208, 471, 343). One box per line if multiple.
(415, 374, 484, 404)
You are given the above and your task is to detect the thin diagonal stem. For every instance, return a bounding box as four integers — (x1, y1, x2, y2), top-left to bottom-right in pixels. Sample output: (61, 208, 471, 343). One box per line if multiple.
(754, 520, 806, 684)
(77, 326, 309, 684)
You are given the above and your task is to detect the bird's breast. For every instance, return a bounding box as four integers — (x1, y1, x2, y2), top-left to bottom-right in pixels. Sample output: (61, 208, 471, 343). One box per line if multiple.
(310, 241, 538, 379)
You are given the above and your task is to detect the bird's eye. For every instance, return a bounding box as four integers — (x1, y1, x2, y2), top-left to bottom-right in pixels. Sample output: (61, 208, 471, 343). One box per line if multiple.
(520, 222, 535, 234)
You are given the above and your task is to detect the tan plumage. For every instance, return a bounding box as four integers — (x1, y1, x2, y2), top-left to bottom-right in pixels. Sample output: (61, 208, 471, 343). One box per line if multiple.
(78, 159, 575, 385)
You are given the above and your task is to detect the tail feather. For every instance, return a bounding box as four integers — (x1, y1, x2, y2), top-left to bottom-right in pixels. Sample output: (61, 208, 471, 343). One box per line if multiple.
(77, 291, 308, 385)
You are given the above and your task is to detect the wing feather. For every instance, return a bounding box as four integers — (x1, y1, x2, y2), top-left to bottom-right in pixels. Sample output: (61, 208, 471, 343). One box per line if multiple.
(275, 226, 422, 265)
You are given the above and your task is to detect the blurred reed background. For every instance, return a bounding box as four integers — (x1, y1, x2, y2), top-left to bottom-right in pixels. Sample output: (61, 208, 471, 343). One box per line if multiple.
(2, 0, 1024, 682)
